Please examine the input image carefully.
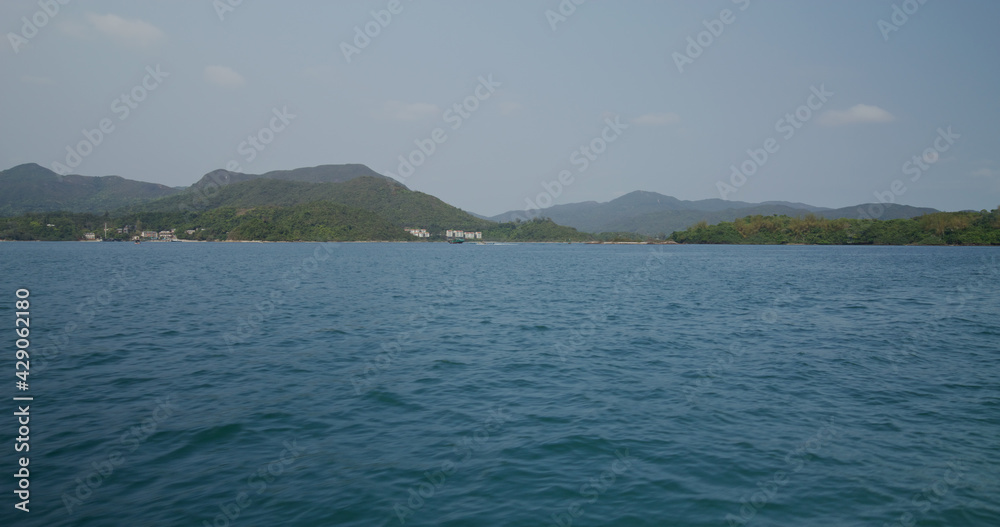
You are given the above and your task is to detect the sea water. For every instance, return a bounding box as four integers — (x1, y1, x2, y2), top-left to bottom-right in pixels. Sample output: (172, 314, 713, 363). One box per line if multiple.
(0, 242, 997, 526)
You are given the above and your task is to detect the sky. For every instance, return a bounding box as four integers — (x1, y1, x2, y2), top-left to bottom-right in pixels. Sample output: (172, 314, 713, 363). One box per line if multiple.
(2, 0, 999, 216)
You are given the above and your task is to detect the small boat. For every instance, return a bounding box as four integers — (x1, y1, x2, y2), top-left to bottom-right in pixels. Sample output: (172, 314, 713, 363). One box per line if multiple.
(448, 238, 465, 244)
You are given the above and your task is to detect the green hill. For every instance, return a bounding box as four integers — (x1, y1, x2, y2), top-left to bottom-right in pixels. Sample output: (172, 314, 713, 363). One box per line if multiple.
(489, 190, 938, 235)
(190, 164, 397, 191)
(179, 202, 411, 241)
(135, 177, 495, 232)
(482, 218, 592, 242)
(0, 162, 604, 242)
(669, 210, 1000, 245)
(0, 163, 180, 215)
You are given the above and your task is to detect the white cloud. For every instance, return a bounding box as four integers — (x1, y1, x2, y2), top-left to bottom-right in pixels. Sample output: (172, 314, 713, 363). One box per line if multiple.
(631, 112, 680, 126)
(818, 104, 895, 126)
(20, 75, 54, 85)
(377, 100, 440, 121)
(204, 66, 246, 88)
(86, 13, 164, 47)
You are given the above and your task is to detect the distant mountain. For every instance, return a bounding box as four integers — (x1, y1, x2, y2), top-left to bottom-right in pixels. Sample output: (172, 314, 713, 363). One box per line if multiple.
(489, 190, 784, 232)
(760, 200, 830, 212)
(190, 164, 398, 192)
(601, 203, 939, 236)
(814, 204, 939, 221)
(0, 163, 399, 217)
(1, 162, 592, 241)
(488, 191, 938, 235)
(0, 163, 180, 215)
(133, 176, 495, 232)
(1, 162, 943, 241)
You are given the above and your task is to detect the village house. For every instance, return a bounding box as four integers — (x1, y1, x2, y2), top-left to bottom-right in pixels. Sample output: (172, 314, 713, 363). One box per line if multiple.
(446, 230, 481, 239)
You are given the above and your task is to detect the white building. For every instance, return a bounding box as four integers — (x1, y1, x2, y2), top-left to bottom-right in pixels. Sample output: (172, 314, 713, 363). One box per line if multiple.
(445, 229, 482, 239)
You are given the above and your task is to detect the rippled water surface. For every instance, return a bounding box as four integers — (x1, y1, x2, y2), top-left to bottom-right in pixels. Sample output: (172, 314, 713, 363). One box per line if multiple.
(1, 242, 998, 526)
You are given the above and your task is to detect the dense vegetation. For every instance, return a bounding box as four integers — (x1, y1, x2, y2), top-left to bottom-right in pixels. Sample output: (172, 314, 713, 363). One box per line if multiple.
(0, 209, 590, 243)
(129, 177, 497, 233)
(6, 162, 994, 244)
(481, 218, 592, 242)
(0, 163, 179, 216)
(668, 210, 1000, 245)
(0, 204, 407, 242)
(180, 203, 411, 241)
(489, 189, 938, 236)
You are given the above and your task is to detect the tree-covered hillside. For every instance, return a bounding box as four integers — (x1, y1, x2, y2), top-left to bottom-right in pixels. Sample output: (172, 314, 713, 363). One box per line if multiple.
(668, 210, 1000, 245)
(482, 218, 593, 242)
(132, 177, 495, 232)
(0, 163, 180, 216)
(0, 209, 591, 243)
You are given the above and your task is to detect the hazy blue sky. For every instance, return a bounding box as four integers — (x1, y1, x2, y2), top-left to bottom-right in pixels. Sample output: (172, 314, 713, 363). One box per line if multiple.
(2, 0, 998, 215)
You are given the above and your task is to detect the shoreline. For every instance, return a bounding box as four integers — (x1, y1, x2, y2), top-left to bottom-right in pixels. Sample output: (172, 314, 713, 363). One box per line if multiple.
(1, 239, 995, 246)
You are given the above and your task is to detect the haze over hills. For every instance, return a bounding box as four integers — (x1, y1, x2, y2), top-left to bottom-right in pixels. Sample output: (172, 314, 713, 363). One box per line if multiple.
(135, 176, 494, 232)
(489, 190, 939, 235)
(190, 164, 398, 191)
(0, 164, 402, 217)
(0, 163, 181, 216)
(0, 163, 597, 242)
(0, 163, 943, 238)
